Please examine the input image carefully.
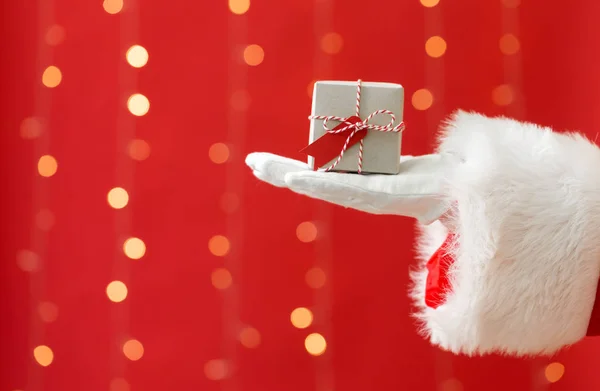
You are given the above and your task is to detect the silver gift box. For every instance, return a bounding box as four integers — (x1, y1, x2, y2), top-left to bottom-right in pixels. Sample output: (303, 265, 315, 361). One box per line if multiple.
(308, 81, 404, 174)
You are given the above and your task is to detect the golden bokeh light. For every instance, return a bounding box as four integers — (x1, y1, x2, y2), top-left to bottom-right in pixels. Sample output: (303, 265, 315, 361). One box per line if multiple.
(243, 44, 264, 66)
(110, 378, 130, 391)
(304, 333, 327, 356)
(209, 143, 230, 164)
(230, 90, 251, 111)
(103, 0, 123, 14)
(45, 25, 66, 46)
(127, 93, 150, 116)
(545, 362, 565, 383)
(229, 0, 250, 14)
(211, 268, 233, 290)
(320, 32, 343, 55)
(16, 250, 41, 272)
(20, 117, 43, 139)
(204, 359, 228, 381)
(305, 267, 326, 289)
(106, 281, 128, 303)
(220, 193, 240, 214)
(492, 84, 514, 106)
(412, 89, 434, 111)
(126, 45, 149, 68)
(296, 221, 317, 243)
(33, 345, 54, 367)
(42, 66, 62, 88)
(38, 302, 59, 323)
(36, 209, 55, 232)
(239, 327, 261, 349)
(425, 36, 447, 58)
(127, 139, 151, 161)
(290, 307, 313, 329)
(502, 0, 521, 8)
(38, 155, 58, 177)
(499, 33, 520, 55)
(209, 235, 230, 257)
(420, 0, 440, 7)
(123, 339, 144, 361)
(107, 187, 129, 209)
(123, 237, 146, 260)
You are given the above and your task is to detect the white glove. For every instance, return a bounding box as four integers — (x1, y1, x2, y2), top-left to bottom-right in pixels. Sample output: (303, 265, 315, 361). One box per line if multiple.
(245, 152, 450, 225)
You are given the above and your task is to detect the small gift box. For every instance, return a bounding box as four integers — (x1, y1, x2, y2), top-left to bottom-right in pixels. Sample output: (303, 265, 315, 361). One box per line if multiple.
(301, 80, 405, 174)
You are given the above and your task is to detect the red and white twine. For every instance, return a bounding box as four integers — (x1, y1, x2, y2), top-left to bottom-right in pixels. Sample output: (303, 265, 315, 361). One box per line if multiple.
(309, 79, 405, 173)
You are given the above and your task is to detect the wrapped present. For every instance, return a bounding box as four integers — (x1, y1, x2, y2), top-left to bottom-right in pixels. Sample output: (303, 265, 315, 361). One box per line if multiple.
(301, 80, 405, 174)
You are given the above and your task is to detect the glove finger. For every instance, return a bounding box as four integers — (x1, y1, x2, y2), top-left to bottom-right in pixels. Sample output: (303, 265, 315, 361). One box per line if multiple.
(245, 152, 309, 187)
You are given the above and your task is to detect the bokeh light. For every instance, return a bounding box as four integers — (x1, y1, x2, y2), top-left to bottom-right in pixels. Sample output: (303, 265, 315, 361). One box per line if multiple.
(296, 221, 317, 243)
(229, 0, 250, 14)
(38, 155, 58, 177)
(492, 84, 514, 106)
(211, 268, 233, 290)
(320, 32, 343, 54)
(290, 307, 313, 329)
(412, 89, 434, 110)
(16, 250, 41, 272)
(545, 362, 565, 383)
(209, 235, 230, 257)
(110, 378, 130, 391)
(304, 333, 327, 356)
(420, 0, 440, 7)
(103, 0, 123, 14)
(305, 267, 326, 289)
(42, 66, 62, 88)
(243, 44, 264, 66)
(499, 33, 520, 55)
(106, 281, 128, 302)
(204, 359, 229, 381)
(123, 237, 146, 260)
(33, 345, 54, 367)
(123, 339, 144, 361)
(127, 139, 151, 161)
(126, 45, 149, 68)
(239, 327, 261, 349)
(425, 36, 447, 58)
(107, 187, 129, 209)
(38, 302, 59, 323)
(209, 143, 230, 164)
(127, 94, 150, 116)
(45, 25, 66, 46)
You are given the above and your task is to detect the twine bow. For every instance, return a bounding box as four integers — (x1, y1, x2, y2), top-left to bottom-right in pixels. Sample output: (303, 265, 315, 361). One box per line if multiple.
(305, 79, 405, 173)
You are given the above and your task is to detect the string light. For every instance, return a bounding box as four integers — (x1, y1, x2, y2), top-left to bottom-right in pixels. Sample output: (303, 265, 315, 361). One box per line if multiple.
(296, 221, 317, 243)
(425, 36, 447, 58)
(123, 237, 146, 260)
(37, 155, 58, 177)
(45, 25, 66, 46)
(492, 84, 514, 106)
(16, 250, 41, 272)
(20, 117, 43, 139)
(103, 0, 123, 14)
(127, 139, 151, 161)
(107, 187, 129, 209)
(38, 302, 59, 323)
(211, 268, 233, 290)
(243, 44, 264, 66)
(204, 359, 229, 380)
(305, 267, 326, 289)
(127, 93, 150, 116)
(42, 66, 62, 88)
(126, 45, 149, 68)
(290, 307, 313, 329)
(411, 89, 434, 110)
(239, 327, 261, 348)
(545, 362, 565, 383)
(420, 0, 440, 7)
(320, 32, 343, 54)
(122, 339, 144, 361)
(499, 33, 520, 55)
(208, 143, 230, 164)
(208, 235, 230, 257)
(304, 333, 327, 356)
(33, 345, 54, 367)
(228, 0, 250, 14)
(106, 281, 128, 302)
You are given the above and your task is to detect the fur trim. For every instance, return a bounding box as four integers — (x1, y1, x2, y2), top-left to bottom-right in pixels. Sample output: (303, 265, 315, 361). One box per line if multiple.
(411, 110, 600, 356)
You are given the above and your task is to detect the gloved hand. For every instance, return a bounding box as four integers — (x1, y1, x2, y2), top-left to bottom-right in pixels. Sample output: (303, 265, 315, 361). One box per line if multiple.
(245, 152, 451, 225)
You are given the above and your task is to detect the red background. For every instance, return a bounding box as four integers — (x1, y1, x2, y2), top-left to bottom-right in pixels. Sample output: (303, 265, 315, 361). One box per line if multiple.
(2, 0, 600, 391)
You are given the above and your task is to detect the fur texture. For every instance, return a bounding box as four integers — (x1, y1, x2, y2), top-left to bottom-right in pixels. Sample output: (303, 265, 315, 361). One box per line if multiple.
(410, 111, 600, 356)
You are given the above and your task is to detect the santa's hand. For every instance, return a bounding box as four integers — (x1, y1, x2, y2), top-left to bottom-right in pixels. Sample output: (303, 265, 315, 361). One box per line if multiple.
(245, 152, 449, 224)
